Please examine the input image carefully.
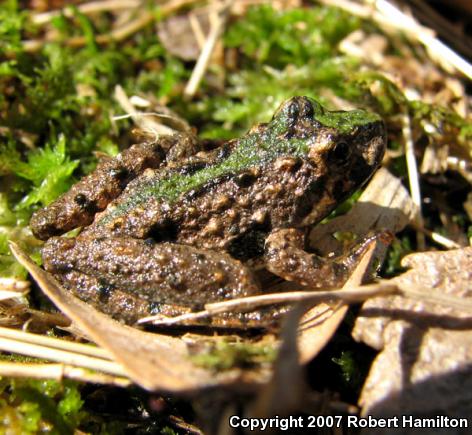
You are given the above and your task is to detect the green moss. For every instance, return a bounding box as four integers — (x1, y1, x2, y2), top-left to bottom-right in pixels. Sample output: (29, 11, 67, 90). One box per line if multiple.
(225, 5, 360, 67)
(0, 378, 84, 434)
(383, 235, 412, 277)
(312, 101, 381, 133)
(191, 340, 277, 371)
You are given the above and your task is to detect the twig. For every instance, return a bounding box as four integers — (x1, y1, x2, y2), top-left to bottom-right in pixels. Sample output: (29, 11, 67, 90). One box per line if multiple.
(137, 282, 399, 325)
(402, 112, 425, 250)
(32, 0, 142, 25)
(0, 361, 131, 387)
(412, 224, 462, 249)
(188, 11, 207, 49)
(317, 0, 472, 79)
(113, 85, 175, 136)
(23, 0, 200, 52)
(184, 0, 233, 99)
(140, 276, 472, 326)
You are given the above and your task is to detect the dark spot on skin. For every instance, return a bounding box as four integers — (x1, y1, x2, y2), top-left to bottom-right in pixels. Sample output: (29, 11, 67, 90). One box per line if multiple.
(228, 223, 271, 260)
(350, 159, 370, 187)
(234, 172, 256, 188)
(294, 197, 312, 219)
(149, 302, 162, 314)
(294, 177, 327, 219)
(282, 128, 295, 140)
(195, 253, 206, 261)
(185, 174, 232, 200)
(74, 194, 87, 206)
(110, 166, 129, 181)
(147, 219, 179, 243)
(289, 158, 303, 172)
(168, 273, 186, 291)
(177, 162, 207, 176)
(217, 144, 231, 160)
(97, 280, 115, 303)
(74, 194, 98, 213)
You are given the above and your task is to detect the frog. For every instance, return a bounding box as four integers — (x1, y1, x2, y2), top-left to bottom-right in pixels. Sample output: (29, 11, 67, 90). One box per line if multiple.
(30, 96, 387, 327)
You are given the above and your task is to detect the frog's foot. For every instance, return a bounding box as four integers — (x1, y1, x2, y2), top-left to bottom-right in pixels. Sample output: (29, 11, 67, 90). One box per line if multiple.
(42, 236, 260, 307)
(30, 133, 204, 241)
(264, 228, 391, 289)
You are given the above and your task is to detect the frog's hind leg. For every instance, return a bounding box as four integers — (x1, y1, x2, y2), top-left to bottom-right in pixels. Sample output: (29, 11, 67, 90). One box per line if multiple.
(42, 236, 261, 308)
(264, 228, 391, 289)
(30, 134, 204, 241)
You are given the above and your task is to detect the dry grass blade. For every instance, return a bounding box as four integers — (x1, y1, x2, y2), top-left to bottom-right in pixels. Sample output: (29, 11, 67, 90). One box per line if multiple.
(0, 361, 131, 387)
(317, 0, 472, 78)
(9, 242, 220, 392)
(140, 283, 399, 325)
(0, 326, 112, 360)
(184, 0, 233, 98)
(0, 336, 126, 376)
(114, 85, 176, 136)
(402, 112, 425, 250)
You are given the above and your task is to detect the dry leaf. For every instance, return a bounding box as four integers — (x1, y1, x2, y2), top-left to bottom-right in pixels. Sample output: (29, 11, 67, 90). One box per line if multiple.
(158, 9, 210, 61)
(297, 168, 416, 364)
(309, 167, 417, 255)
(10, 242, 236, 392)
(353, 248, 472, 427)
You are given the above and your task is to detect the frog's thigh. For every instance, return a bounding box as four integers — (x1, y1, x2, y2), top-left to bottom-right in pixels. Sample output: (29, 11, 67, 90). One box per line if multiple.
(42, 237, 260, 306)
(264, 228, 382, 289)
(30, 140, 168, 240)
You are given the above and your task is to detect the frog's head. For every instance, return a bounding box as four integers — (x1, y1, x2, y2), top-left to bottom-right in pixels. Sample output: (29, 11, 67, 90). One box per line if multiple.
(270, 96, 386, 193)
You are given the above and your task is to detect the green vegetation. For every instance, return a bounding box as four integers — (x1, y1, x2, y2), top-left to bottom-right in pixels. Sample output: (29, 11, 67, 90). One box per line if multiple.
(0, 378, 83, 434)
(191, 339, 277, 371)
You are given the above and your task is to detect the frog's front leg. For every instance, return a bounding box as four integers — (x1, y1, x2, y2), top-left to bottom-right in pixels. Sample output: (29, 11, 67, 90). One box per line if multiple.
(30, 133, 204, 241)
(264, 228, 390, 289)
(42, 236, 261, 308)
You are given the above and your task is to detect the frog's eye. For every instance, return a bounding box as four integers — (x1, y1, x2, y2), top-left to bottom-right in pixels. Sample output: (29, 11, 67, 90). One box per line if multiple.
(328, 141, 351, 164)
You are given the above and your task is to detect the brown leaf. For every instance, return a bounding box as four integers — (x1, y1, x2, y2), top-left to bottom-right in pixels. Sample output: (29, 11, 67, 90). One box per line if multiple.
(309, 167, 417, 255)
(10, 242, 233, 392)
(353, 248, 472, 426)
(157, 9, 210, 61)
(297, 168, 416, 364)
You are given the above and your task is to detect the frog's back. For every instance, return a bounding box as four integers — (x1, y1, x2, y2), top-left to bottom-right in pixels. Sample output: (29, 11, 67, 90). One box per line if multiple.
(82, 97, 385, 261)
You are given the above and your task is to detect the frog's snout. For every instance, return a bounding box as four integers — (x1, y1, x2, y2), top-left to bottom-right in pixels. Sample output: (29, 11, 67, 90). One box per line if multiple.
(275, 96, 320, 123)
